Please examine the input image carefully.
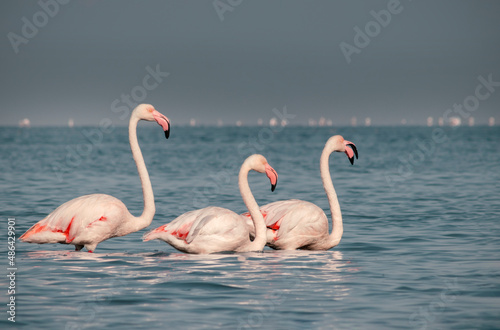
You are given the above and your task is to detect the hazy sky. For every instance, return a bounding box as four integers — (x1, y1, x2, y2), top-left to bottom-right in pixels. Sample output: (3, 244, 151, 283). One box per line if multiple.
(1, 0, 499, 126)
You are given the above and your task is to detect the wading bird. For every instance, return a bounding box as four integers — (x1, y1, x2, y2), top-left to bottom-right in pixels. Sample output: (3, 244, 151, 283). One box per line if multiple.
(20, 104, 170, 252)
(143, 154, 278, 254)
(242, 135, 357, 250)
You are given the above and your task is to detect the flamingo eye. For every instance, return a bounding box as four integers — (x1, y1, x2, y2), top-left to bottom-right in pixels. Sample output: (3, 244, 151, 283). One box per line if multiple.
(148, 108, 154, 113)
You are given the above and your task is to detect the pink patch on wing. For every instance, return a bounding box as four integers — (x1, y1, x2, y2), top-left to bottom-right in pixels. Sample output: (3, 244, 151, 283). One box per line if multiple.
(86, 216, 107, 229)
(171, 222, 191, 240)
(267, 216, 283, 231)
(64, 216, 76, 243)
(21, 216, 78, 243)
(20, 222, 47, 239)
(156, 224, 168, 232)
(41, 216, 76, 243)
(269, 222, 280, 230)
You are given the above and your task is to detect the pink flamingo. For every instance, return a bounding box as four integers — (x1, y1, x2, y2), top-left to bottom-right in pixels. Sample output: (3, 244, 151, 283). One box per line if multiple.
(143, 154, 278, 254)
(242, 135, 357, 250)
(20, 104, 170, 252)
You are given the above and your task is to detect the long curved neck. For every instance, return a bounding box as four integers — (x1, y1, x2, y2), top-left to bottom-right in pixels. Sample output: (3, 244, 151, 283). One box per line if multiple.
(320, 147, 343, 248)
(127, 115, 155, 232)
(238, 165, 267, 252)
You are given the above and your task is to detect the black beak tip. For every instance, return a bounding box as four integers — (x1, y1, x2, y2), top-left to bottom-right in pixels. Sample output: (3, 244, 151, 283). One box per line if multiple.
(349, 157, 354, 165)
(164, 125, 170, 139)
(271, 184, 276, 192)
(348, 143, 358, 159)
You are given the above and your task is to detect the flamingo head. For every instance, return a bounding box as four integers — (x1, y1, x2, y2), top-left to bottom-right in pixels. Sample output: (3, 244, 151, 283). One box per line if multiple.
(246, 154, 278, 192)
(327, 135, 358, 165)
(134, 104, 171, 139)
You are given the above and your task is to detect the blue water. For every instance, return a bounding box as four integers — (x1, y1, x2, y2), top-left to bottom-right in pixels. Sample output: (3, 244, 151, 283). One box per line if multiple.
(1, 126, 499, 329)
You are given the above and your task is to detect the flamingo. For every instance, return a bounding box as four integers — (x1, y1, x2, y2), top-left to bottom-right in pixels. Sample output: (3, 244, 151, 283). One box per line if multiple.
(19, 104, 170, 252)
(143, 154, 278, 254)
(242, 135, 358, 250)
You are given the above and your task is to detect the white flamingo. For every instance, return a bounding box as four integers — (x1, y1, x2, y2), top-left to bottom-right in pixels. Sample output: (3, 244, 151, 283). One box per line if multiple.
(20, 104, 170, 252)
(143, 154, 278, 254)
(242, 135, 357, 250)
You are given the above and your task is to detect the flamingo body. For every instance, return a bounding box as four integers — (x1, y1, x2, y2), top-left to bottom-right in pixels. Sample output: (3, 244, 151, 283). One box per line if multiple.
(242, 199, 329, 250)
(143, 206, 254, 254)
(261, 200, 330, 250)
(20, 194, 129, 252)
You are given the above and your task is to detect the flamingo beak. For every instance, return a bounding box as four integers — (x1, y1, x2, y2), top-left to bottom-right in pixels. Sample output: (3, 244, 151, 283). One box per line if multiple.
(265, 164, 278, 192)
(344, 140, 358, 165)
(152, 110, 170, 139)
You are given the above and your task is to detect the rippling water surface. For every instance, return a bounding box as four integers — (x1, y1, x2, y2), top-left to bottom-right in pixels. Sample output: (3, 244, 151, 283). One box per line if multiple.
(1, 126, 499, 329)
